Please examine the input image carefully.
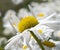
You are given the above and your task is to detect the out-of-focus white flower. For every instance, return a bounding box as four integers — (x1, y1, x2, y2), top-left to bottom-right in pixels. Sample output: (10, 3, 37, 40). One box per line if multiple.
(54, 0, 60, 12)
(3, 28, 14, 36)
(43, 13, 60, 31)
(48, 0, 60, 12)
(28, 4, 55, 21)
(0, 37, 7, 46)
(45, 21, 60, 30)
(11, 0, 24, 5)
(3, 10, 19, 35)
(53, 30, 60, 40)
(29, 1, 60, 21)
(3, 10, 16, 22)
(55, 13, 60, 20)
(17, 8, 32, 19)
(3, 20, 13, 29)
(31, 2, 40, 7)
(53, 42, 60, 50)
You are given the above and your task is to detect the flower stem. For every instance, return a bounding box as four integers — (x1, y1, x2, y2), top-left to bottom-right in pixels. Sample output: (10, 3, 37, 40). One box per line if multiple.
(29, 30, 45, 50)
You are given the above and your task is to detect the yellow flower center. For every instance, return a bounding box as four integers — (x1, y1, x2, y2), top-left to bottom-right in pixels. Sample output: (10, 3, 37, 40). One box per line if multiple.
(18, 16, 39, 32)
(22, 45, 28, 50)
(38, 29, 43, 34)
(42, 41, 55, 47)
(38, 13, 45, 17)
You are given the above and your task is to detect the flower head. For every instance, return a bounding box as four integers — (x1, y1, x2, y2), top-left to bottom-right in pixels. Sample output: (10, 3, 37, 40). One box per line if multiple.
(18, 16, 39, 32)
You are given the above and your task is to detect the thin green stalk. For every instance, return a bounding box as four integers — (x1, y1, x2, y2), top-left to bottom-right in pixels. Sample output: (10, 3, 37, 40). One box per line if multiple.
(29, 30, 45, 50)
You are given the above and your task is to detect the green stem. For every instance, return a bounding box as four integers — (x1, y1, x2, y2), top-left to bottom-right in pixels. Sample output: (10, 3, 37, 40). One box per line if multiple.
(29, 30, 45, 50)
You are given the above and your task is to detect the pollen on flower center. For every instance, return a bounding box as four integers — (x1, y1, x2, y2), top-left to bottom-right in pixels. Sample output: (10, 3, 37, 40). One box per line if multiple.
(18, 16, 39, 32)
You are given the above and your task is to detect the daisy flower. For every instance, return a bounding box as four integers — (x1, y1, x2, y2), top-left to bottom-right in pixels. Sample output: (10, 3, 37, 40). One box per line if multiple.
(11, 0, 24, 5)
(28, 3, 55, 20)
(4, 15, 58, 50)
(4, 3, 60, 50)
(3, 10, 19, 35)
